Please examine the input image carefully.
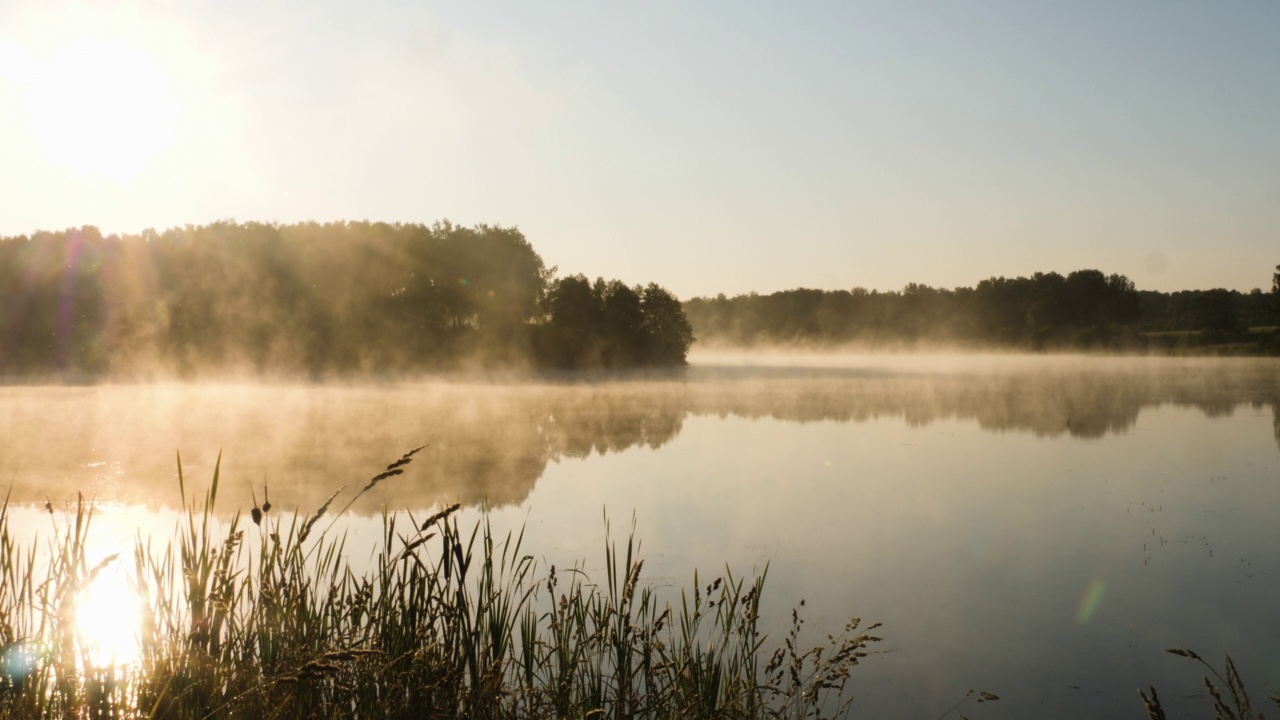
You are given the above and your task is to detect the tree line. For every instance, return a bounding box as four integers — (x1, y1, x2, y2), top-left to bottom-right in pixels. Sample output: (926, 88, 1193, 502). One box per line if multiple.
(4, 222, 1275, 377)
(685, 267, 1280, 351)
(0, 221, 695, 377)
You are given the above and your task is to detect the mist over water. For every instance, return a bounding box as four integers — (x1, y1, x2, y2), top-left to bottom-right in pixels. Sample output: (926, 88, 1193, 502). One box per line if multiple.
(4, 353, 1279, 718)
(2, 354, 1277, 512)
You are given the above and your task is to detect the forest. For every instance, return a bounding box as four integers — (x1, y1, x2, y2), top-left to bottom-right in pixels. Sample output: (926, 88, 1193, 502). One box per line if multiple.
(4, 222, 1278, 379)
(0, 221, 694, 377)
(685, 268, 1280, 352)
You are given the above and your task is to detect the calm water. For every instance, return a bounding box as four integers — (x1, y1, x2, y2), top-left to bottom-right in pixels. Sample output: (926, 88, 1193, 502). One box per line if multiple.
(4, 354, 1279, 718)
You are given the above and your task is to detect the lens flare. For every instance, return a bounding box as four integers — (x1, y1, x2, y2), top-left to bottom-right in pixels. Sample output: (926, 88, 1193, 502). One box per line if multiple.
(1075, 578, 1106, 624)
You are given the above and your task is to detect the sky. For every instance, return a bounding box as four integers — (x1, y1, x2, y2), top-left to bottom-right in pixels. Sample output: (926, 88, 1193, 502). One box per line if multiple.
(1, 0, 1277, 299)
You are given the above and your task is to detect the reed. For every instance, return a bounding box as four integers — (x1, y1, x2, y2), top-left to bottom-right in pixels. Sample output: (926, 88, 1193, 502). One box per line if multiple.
(1141, 649, 1280, 720)
(0, 452, 879, 719)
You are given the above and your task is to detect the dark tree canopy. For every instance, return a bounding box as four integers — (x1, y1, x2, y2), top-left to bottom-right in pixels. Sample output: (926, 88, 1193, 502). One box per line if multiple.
(640, 283, 695, 365)
(685, 266, 1279, 353)
(533, 275, 694, 369)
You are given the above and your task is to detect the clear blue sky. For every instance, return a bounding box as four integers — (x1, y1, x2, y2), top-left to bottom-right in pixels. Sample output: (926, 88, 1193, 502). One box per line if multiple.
(2, 0, 1277, 297)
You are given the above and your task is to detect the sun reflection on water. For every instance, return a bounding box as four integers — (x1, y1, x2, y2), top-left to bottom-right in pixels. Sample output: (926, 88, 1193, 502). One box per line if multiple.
(74, 562, 144, 669)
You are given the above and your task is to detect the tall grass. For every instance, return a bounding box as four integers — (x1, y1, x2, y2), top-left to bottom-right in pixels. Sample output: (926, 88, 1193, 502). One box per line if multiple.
(1140, 649, 1280, 720)
(0, 451, 880, 719)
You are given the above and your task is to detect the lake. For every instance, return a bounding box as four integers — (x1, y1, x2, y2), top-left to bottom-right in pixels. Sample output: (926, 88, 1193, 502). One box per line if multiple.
(3, 353, 1278, 718)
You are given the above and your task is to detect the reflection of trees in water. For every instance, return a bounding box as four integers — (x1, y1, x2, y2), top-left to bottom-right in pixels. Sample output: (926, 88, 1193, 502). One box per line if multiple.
(0, 384, 690, 512)
(680, 364, 1280, 446)
(4, 362, 1278, 513)
(377, 386, 688, 508)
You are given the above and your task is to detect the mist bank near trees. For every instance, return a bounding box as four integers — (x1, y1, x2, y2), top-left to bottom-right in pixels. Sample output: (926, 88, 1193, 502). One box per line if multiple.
(7, 359, 1278, 511)
(0, 221, 694, 378)
(686, 268, 1280, 353)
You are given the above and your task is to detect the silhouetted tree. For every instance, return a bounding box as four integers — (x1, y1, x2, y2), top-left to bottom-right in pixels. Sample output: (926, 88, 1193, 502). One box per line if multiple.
(1193, 289, 1241, 335)
(683, 269, 1249, 352)
(599, 280, 646, 366)
(1238, 288, 1274, 330)
(431, 222, 546, 333)
(539, 274, 603, 367)
(1272, 264, 1280, 322)
(535, 276, 693, 368)
(640, 283, 694, 365)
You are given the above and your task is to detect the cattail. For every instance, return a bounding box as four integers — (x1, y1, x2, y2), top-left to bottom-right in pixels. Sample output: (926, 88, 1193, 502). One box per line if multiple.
(250, 484, 262, 526)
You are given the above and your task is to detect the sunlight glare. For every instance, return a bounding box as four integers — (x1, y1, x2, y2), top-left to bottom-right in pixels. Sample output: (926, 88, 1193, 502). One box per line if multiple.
(19, 37, 180, 183)
(75, 564, 144, 669)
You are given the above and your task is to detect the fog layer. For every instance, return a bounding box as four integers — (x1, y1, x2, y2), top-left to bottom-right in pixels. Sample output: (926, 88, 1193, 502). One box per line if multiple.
(4, 356, 1277, 513)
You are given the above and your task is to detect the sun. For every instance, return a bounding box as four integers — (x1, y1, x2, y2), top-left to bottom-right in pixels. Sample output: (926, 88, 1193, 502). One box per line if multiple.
(18, 36, 181, 184)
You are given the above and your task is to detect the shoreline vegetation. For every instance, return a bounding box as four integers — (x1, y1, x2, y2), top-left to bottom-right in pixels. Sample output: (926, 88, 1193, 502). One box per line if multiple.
(0, 451, 889, 720)
(0, 222, 694, 379)
(685, 267, 1280, 356)
(2, 222, 1278, 384)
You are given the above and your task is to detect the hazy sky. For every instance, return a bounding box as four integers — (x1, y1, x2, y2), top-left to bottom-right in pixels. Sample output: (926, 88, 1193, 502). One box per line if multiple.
(1, 1, 1277, 298)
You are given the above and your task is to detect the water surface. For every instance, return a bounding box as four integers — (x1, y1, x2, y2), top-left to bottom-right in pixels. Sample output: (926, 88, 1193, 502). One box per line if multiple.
(4, 354, 1278, 718)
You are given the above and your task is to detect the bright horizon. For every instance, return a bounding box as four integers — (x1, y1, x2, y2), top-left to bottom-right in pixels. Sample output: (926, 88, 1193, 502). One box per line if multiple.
(1, 1, 1277, 298)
